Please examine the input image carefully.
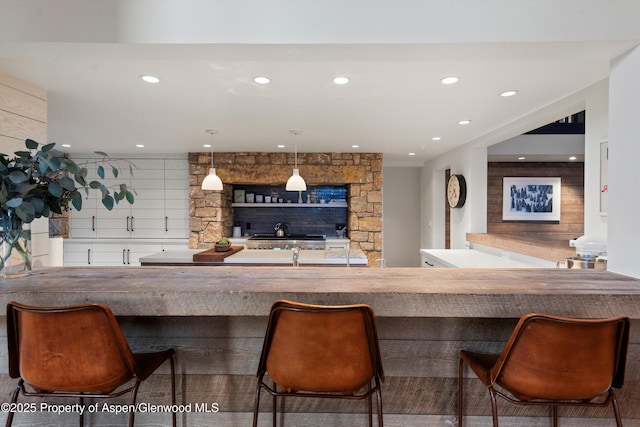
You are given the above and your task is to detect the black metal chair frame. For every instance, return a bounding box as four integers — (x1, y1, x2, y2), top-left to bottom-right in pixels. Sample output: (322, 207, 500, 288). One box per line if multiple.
(252, 302, 384, 427)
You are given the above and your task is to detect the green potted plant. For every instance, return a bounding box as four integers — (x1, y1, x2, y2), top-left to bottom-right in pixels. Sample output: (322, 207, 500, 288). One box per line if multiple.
(215, 236, 231, 252)
(0, 139, 135, 277)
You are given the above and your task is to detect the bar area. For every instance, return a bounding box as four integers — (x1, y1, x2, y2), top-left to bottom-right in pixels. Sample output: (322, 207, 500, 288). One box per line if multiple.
(1, 267, 639, 426)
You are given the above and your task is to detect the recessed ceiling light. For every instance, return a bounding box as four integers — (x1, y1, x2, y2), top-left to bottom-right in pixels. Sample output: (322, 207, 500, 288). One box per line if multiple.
(440, 76, 459, 85)
(352, 144, 360, 148)
(408, 152, 416, 156)
(569, 156, 577, 161)
(61, 144, 71, 148)
(432, 137, 442, 141)
(333, 76, 349, 85)
(518, 156, 526, 160)
(203, 144, 211, 148)
(136, 144, 145, 148)
(277, 144, 286, 148)
(140, 75, 160, 83)
(458, 120, 472, 125)
(500, 90, 518, 97)
(254, 76, 270, 84)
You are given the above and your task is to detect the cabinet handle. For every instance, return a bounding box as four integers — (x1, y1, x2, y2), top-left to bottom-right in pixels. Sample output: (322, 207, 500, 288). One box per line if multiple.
(165, 216, 168, 232)
(126, 216, 130, 231)
(123, 249, 126, 265)
(92, 216, 95, 231)
(424, 260, 434, 267)
(88, 248, 91, 265)
(127, 249, 131, 265)
(131, 217, 134, 231)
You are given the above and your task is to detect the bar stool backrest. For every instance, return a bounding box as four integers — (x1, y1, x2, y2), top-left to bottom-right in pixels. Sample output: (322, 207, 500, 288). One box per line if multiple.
(491, 314, 629, 401)
(258, 300, 384, 395)
(7, 302, 137, 394)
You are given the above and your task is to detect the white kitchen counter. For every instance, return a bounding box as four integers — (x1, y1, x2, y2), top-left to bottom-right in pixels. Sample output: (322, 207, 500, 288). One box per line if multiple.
(139, 247, 367, 266)
(420, 249, 541, 268)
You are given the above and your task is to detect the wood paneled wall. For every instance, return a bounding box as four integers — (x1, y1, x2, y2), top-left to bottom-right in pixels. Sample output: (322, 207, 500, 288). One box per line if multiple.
(487, 162, 584, 240)
(0, 70, 47, 150)
(0, 70, 52, 263)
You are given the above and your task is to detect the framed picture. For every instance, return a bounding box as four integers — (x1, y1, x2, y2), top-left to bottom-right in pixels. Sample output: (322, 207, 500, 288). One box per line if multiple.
(502, 177, 561, 221)
(233, 189, 246, 203)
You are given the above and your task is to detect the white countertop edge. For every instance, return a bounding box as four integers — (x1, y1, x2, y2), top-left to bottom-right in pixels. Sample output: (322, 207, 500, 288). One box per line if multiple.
(139, 248, 367, 265)
(420, 249, 540, 268)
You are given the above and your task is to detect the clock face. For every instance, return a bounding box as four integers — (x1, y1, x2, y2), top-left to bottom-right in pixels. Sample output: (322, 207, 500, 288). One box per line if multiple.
(447, 174, 467, 208)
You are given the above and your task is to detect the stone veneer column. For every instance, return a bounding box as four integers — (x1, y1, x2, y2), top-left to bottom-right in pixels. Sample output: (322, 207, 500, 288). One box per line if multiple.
(189, 151, 382, 267)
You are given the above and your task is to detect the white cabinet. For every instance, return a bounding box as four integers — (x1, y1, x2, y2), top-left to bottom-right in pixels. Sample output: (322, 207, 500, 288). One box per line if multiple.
(64, 240, 184, 266)
(69, 157, 189, 240)
(66, 156, 190, 267)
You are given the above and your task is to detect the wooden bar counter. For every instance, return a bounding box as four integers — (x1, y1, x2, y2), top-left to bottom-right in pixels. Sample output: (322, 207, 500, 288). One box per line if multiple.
(1, 267, 639, 426)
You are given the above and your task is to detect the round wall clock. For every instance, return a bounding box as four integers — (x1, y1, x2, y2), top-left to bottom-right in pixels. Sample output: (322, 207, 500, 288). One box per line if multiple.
(447, 174, 467, 208)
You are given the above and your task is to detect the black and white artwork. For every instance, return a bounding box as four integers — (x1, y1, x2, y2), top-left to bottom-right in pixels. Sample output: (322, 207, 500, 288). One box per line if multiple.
(502, 177, 561, 221)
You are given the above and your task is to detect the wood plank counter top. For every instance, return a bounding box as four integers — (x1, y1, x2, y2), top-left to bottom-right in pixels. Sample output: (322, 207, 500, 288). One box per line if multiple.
(2, 267, 639, 319)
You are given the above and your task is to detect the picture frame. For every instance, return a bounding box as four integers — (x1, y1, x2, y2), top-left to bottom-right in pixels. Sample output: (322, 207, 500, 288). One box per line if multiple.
(233, 189, 246, 203)
(502, 177, 561, 221)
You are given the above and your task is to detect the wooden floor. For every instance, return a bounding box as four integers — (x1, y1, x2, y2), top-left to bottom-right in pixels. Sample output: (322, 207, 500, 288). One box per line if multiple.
(1, 266, 639, 426)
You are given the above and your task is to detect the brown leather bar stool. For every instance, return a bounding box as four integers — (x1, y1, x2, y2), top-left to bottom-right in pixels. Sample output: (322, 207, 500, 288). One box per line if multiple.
(5, 301, 177, 427)
(458, 313, 630, 427)
(252, 300, 384, 427)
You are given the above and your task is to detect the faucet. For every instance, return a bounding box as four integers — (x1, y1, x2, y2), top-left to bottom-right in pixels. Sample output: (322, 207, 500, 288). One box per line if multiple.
(292, 246, 300, 267)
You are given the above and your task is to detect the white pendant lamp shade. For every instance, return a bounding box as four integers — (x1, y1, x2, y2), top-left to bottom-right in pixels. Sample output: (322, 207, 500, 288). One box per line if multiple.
(202, 129, 223, 191)
(286, 168, 306, 191)
(286, 130, 306, 191)
(202, 167, 223, 190)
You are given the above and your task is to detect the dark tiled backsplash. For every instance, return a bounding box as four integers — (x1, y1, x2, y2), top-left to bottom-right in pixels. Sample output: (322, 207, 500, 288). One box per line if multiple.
(233, 185, 348, 237)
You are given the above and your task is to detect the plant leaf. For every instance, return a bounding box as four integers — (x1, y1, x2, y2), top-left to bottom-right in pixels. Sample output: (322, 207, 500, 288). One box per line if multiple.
(112, 166, 119, 178)
(48, 156, 61, 171)
(102, 195, 114, 210)
(25, 139, 38, 150)
(48, 181, 63, 197)
(89, 180, 101, 189)
(94, 151, 108, 157)
(42, 143, 56, 152)
(125, 191, 135, 204)
(38, 159, 49, 175)
(97, 165, 105, 179)
(31, 198, 44, 214)
(6, 197, 23, 208)
(60, 175, 76, 191)
(71, 191, 82, 211)
(9, 170, 28, 183)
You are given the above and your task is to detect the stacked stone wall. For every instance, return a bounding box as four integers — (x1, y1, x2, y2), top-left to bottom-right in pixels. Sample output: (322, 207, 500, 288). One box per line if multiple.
(189, 152, 382, 267)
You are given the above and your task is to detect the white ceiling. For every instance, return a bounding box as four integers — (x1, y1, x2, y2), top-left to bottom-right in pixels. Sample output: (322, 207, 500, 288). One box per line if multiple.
(1, 1, 639, 166)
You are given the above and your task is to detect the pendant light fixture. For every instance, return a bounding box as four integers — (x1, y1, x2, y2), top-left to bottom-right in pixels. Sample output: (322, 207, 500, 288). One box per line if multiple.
(286, 130, 307, 191)
(201, 129, 223, 191)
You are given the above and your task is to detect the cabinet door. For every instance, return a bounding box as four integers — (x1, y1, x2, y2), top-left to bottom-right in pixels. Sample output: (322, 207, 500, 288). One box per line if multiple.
(163, 159, 190, 239)
(91, 242, 129, 266)
(126, 242, 163, 266)
(68, 162, 98, 238)
(130, 160, 166, 238)
(63, 241, 93, 266)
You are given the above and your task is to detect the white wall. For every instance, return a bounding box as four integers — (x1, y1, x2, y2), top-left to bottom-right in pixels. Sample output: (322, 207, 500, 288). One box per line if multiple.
(608, 46, 640, 277)
(421, 145, 487, 250)
(382, 167, 421, 267)
(583, 79, 609, 240)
